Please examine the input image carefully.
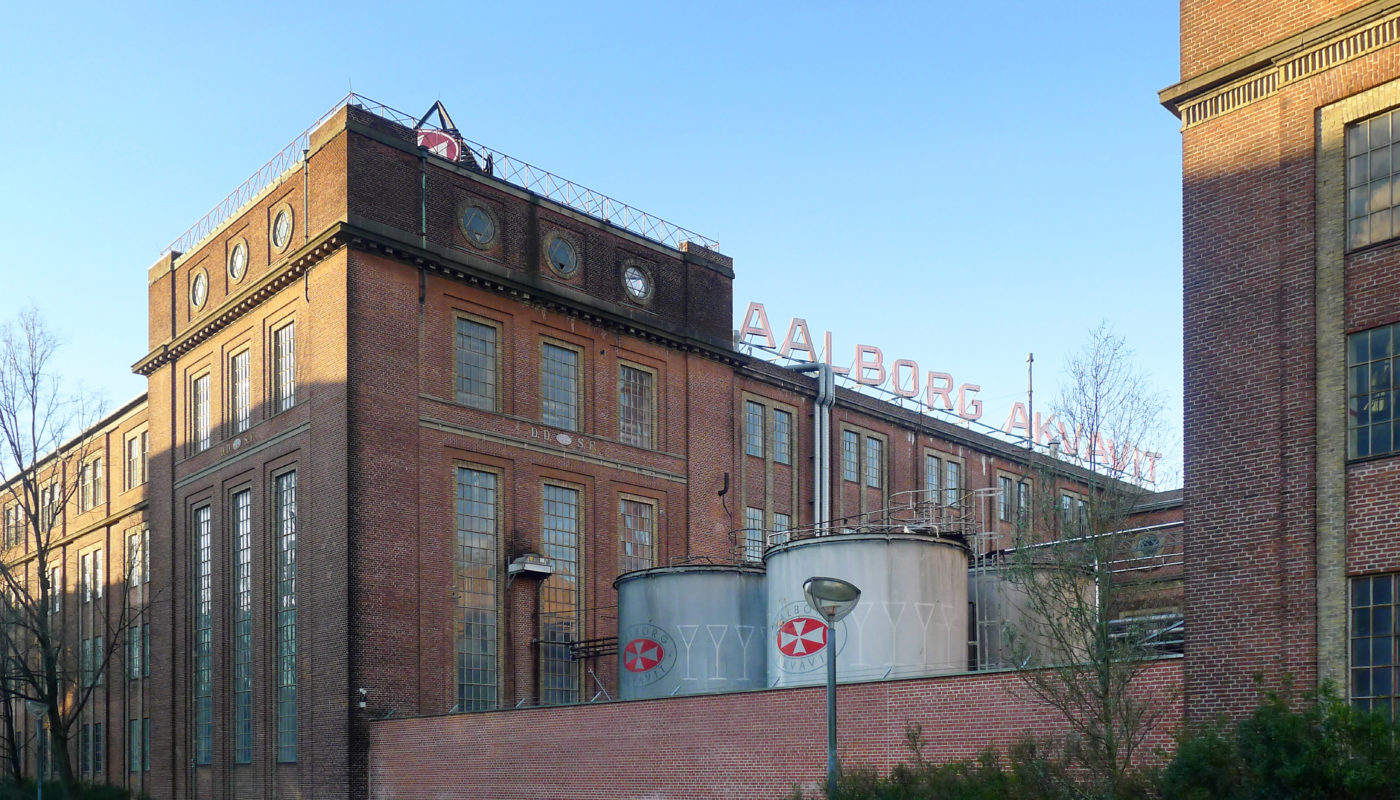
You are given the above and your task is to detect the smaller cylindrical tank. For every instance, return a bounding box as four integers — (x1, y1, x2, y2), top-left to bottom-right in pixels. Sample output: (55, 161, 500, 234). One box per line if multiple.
(615, 565, 767, 700)
(765, 531, 969, 687)
(969, 561, 1095, 669)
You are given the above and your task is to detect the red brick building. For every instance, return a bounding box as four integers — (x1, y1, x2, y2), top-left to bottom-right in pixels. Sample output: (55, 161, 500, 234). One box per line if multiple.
(0, 97, 1182, 798)
(1162, 0, 1400, 721)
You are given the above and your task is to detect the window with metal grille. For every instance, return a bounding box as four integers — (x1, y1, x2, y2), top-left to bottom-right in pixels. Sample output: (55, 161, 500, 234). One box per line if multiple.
(1352, 573, 1399, 719)
(272, 323, 296, 413)
(230, 350, 251, 434)
(841, 431, 859, 481)
(232, 489, 253, 762)
(773, 409, 792, 465)
(128, 719, 140, 773)
(944, 461, 962, 507)
(618, 497, 654, 574)
(275, 471, 297, 761)
(744, 401, 764, 457)
(1349, 322, 1399, 459)
(865, 438, 883, 488)
(1347, 110, 1400, 249)
(455, 318, 497, 411)
(540, 484, 581, 704)
(925, 455, 941, 505)
(191, 374, 210, 453)
(743, 507, 765, 562)
(619, 365, 655, 449)
(193, 504, 212, 764)
(540, 343, 580, 431)
(455, 468, 498, 712)
(772, 512, 792, 546)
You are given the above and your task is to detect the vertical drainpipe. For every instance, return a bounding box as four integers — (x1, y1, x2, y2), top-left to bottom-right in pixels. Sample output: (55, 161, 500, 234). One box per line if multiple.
(788, 363, 834, 534)
(419, 150, 428, 249)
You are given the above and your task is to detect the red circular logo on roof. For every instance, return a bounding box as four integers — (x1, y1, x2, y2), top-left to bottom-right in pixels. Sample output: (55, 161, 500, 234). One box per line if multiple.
(777, 617, 827, 657)
(623, 638, 664, 672)
(416, 130, 461, 162)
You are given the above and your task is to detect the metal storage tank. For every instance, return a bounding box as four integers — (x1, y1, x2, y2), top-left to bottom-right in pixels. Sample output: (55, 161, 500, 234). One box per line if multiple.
(614, 565, 767, 700)
(969, 562, 1094, 669)
(764, 531, 968, 687)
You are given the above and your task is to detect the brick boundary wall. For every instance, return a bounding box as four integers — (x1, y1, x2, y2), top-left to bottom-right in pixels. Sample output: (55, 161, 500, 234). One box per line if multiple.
(367, 659, 1183, 800)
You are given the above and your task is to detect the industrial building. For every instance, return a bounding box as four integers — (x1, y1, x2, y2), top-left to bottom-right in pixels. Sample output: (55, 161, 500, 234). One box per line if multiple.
(0, 96, 1183, 800)
(1161, 0, 1400, 723)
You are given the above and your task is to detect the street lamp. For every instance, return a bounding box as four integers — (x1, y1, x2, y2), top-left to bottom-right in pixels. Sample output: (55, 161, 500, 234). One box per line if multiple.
(803, 576, 860, 798)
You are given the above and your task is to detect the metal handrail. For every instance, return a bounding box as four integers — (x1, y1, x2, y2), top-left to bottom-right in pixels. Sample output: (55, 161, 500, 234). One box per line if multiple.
(162, 92, 717, 258)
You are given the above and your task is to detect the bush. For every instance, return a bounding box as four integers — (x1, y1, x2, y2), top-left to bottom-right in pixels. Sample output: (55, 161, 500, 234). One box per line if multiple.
(1160, 687, 1400, 800)
(0, 781, 144, 800)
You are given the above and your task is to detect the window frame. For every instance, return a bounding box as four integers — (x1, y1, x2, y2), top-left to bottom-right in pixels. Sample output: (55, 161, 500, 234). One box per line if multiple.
(190, 371, 212, 455)
(1347, 321, 1399, 461)
(271, 321, 297, 415)
(618, 362, 657, 450)
(454, 313, 502, 413)
(618, 493, 658, 574)
(539, 339, 584, 433)
(229, 347, 252, 435)
(744, 400, 765, 458)
(453, 464, 502, 713)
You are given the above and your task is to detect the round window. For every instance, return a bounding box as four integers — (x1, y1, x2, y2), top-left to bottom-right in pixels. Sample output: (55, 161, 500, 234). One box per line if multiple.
(545, 235, 578, 276)
(622, 264, 652, 303)
(271, 208, 293, 250)
(190, 271, 208, 309)
(461, 206, 496, 248)
(228, 241, 248, 282)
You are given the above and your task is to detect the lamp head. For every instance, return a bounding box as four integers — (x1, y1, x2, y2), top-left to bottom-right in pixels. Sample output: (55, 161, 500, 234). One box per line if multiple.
(803, 576, 860, 623)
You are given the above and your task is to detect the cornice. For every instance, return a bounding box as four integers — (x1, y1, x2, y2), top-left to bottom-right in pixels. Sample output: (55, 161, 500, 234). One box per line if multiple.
(132, 221, 743, 377)
(1161, 0, 1400, 129)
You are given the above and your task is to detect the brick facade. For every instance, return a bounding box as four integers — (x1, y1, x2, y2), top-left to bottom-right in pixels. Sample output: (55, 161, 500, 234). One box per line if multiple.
(3, 98, 1183, 798)
(1166, 0, 1400, 720)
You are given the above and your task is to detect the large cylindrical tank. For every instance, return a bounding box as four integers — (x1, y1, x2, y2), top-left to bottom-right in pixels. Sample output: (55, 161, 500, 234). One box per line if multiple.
(764, 532, 968, 687)
(615, 565, 767, 699)
(969, 563, 1095, 669)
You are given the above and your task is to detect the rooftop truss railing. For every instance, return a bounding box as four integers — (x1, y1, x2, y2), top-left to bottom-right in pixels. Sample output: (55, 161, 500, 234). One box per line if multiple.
(163, 93, 717, 258)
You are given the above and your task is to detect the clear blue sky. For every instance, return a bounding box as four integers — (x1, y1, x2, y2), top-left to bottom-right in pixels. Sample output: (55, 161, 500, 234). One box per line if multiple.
(0, 1, 1184, 484)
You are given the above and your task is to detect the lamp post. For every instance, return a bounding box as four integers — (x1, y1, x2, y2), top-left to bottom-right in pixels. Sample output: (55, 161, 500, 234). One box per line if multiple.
(803, 576, 860, 798)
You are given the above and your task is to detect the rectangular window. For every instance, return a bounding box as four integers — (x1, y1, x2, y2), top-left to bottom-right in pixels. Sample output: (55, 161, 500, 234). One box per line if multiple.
(39, 483, 56, 531)
(454, 468, 498, 712)
(81, 552, 92, 603)
(998, 476, 1013, 521)
(944, 461, 962, 508)
(455, 317, 498, 412)
(773, 409, 792, 465)
(91, 722, 102, 776)
(540, 343, 580, 432)
(81, 638, 93, 688)
(80, 459, 102, 511)
(1352, 573, 1398, 718)
(1017, 481, 1031, 524)
(191, 374, 211, 453)
(772, 511, 792, 546)
(93, 635, 102, 685)
(540, 484, 580, 704)
(127, 627, 141, 681)
(232, 489, 253, 762)
(618, 497, 654, 574)
(865, 438, 883, 489)
(193, 504, 212, 765)
(1348, 322, 1398, 460)
(79, 724, 89, 776)
(142, 718, 150, 772)
(744, 401, 764, 458)
(619, 365, 655, 449)
(3, 505, 19, 548)
(1346, 111, 1400, 249)
(48, 566, 60, 615)
(230, 350, 251, 434)
(125, 435, 142, 490)
(128, 720, 140, 773)
(743, 507, 765, 563)
(273, 323, 296, 413)
(275, 471, 298, 762)
(924, 455, 941, 505)
(841, 431, 859, 481)
(140, 432, 148, 485)
(142, 623, 149, 678)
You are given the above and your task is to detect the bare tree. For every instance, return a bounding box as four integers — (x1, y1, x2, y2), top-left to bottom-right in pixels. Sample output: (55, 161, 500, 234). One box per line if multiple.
(0, 308, 137, 791)
(1001, 322, 1174, 799)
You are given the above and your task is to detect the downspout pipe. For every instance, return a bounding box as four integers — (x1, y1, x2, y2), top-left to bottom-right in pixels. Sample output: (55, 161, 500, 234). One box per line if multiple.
(787, 363, 835, 534)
